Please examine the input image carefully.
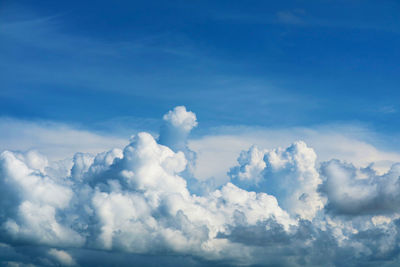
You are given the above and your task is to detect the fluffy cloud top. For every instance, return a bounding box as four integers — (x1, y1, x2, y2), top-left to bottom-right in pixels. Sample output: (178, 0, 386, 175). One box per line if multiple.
(1, 106, 400, 266)
(159, 106, 198, 151)
(229, 141, 324, 220)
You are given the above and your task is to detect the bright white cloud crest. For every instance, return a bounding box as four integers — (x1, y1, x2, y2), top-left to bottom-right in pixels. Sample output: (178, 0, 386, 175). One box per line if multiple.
(163, 106, 198, 132)
(1, 107, 400, 266)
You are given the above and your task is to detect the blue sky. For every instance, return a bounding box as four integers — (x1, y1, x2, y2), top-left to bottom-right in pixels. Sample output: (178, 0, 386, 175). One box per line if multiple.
(1, 0, 400, 136)
(3, 1, 400, 266)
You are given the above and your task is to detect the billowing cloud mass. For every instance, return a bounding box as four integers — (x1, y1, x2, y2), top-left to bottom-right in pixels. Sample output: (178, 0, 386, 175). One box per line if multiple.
(1, 107, 400, 266)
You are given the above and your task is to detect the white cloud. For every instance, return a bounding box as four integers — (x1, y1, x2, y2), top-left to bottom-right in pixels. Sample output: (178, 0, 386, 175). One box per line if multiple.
(320, 160, 400, 215)
(189, 125, 400, 183)
(162, 106, 197, 133)
(159, 106, 198, 152)
(1, 107, 400, 266)
(229, 141, 324, 220)
(48, 249, 76, 266)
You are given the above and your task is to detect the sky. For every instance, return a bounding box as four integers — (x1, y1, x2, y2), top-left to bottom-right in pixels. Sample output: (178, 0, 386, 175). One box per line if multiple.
(1, 1, 400, 266)
(1, 0, 400, 133)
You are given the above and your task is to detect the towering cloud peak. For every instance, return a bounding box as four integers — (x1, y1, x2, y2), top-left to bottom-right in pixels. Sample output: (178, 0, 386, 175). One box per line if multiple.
(159, 106, 197, 151)
(163, 106, 198, 133)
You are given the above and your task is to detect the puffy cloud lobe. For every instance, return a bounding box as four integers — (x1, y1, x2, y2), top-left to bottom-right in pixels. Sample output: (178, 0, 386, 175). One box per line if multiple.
(2, 106, 400, 266)
(48, 249, 76, 266)
(158, 106, 200, 193)
(159, 106, 197, 151)
(229, 141, 324, 220)
(162, 106, 198, 133)
(320, 160, 400, 215)
(229, 145, 267, 185)
(0, 151, 84, 247)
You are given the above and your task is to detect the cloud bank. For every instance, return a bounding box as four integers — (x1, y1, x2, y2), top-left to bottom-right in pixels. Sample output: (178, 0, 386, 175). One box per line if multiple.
(1, 107, 400, 266)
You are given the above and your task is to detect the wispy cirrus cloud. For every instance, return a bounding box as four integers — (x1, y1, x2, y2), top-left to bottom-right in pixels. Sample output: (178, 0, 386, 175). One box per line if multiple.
(276, 9, 306, 25)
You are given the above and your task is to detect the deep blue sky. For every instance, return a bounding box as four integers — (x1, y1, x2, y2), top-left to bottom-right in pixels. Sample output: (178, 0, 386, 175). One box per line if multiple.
(1, 0, 399, 134)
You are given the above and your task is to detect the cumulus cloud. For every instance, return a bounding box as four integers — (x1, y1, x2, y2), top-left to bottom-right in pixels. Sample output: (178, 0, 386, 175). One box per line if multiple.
(48, 249, 76, 266)
(1, 106, 400, 266)
(188, 125, 400, 183)
(229, 141, 324, 220)
(159, 106, 197, 151)
(320, 160, 400, 215)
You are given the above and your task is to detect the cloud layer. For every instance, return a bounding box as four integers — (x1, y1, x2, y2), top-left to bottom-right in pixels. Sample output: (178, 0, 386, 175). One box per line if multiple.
(1, 107, 400, 266)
